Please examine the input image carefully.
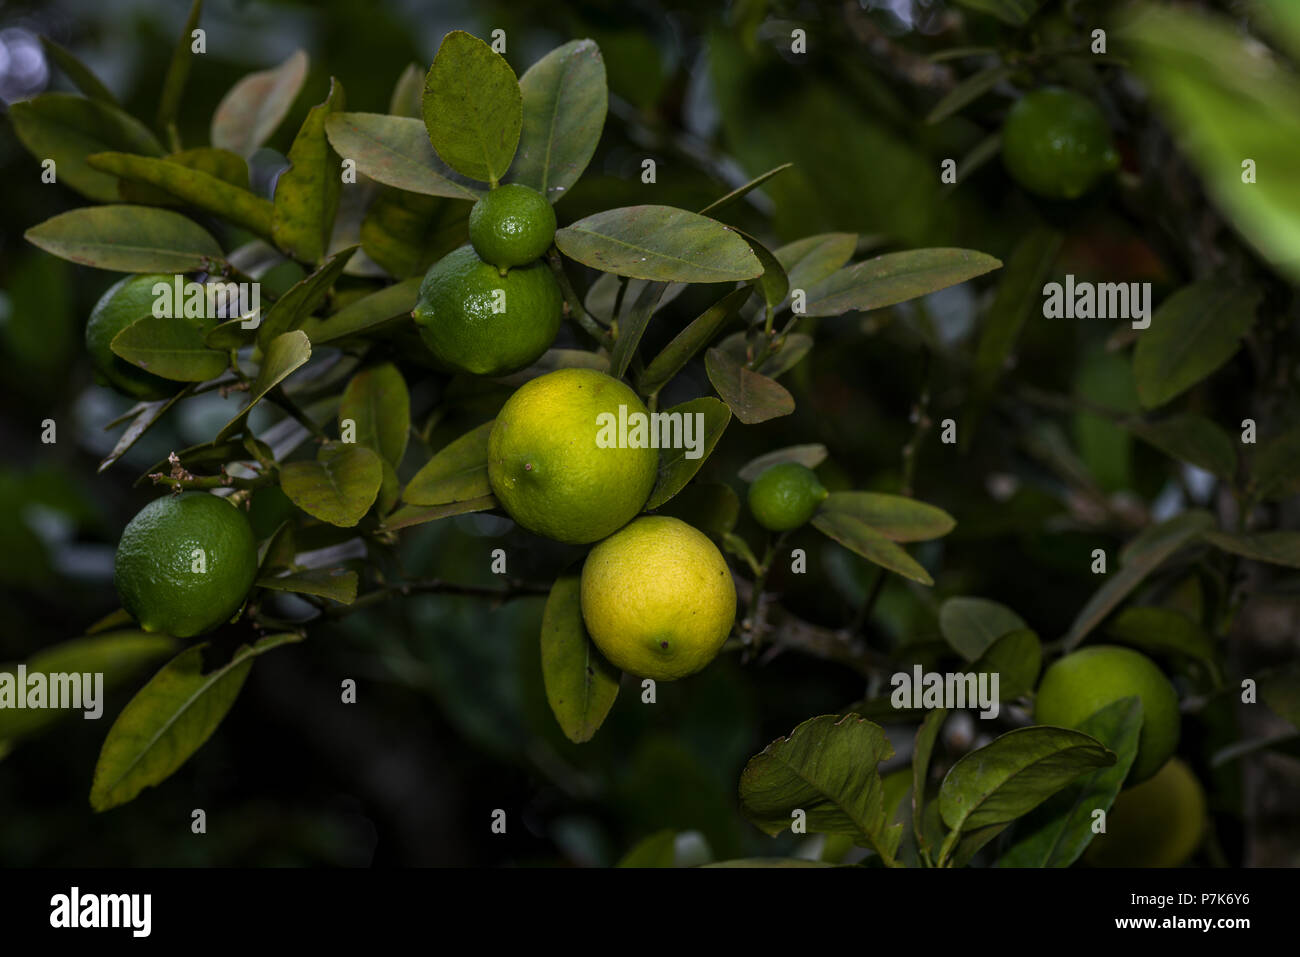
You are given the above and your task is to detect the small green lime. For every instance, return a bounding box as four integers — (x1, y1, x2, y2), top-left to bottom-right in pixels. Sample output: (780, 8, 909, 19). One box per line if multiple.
(114, 492, 259, 638)
(1035, 644, 1180, 783)
(85, 274, 180, 400)
(487, 368, 659, 544)
(412, 244, 562, 376)
(747, 462, 828, 531)
(468, 184, 557, 269)
(1002, 87, 1120, 200)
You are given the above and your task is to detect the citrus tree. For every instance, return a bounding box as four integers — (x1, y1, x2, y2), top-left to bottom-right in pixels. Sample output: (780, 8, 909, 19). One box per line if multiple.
(4, 0, 1299, 868)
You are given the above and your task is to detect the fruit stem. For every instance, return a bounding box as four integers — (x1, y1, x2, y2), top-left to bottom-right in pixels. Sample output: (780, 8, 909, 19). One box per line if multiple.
(546, 247, 614, 350)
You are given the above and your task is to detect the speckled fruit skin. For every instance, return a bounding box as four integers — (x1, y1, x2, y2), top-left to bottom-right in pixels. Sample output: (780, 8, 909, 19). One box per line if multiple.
(85, 274, 181, 400)
(468, 184, 557, 269)
(114, 492, 258, 638)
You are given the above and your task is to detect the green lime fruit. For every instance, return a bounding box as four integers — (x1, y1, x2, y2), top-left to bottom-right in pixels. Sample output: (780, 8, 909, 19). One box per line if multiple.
(1001, 87, 1120, 200)
(1085, 757, 1206, 867)
(412, 244, 562, 376)
(85, 274, 180, 400)
(487, 368, 659, 544)
(468, 183, 557, 269)
(747, 462, 829, 531)
(114, 492, 258, 638)
(1035, 644, 1180, 783)
(581, 516, 736, 680)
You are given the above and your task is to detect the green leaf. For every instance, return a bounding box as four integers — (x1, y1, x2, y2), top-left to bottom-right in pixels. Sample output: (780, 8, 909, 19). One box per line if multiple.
(739, 713, 902, 863)
(338, 362, 410, 468)
(110, 315, 229, 382)
(637, 287, 752, 396)
(323, 113, 484, 200)
(1254, 426, 1300, 500)
(953, 0, 1043, 26)
(775, 232, 857, 292)
(609, 280, 667, 380)
(381, 495, 497, 531)
(510, 39, 607, 200)
(645, 398, 731, 509)
(804, 248, 1002, 318)
(735, 229, 789, 307)
(617, 830, 678, 868)
(98, 391, 191, 473)
(388, 63, 424, 118)
(971, 628, 1041, 699)
(0, 631, 177, 744)
(938, 597, 1027, 661)
(402, 420, 494, 506)
(361, 191, 469, 278)
(1104, 606, 1218, 675)
(939, 726, 1115, 834)
(656, 482, 740, 539)
(556, 206, 762, 283)
(926, 65, 1013, 124)
(9, 93, 163, 202)
(40, 36, 118, 105)
(211, 50, 309, 158)
(811, 511, 935, 586)
(702, 858, 833, 868)
(155, 0, 204, 133)
(1133, 281, 1260, 409)
(258, 245, 358, 348)
(817, 491, 956, 543)
(257, 568, 358, 604)
(273, 77, 346, 263)
(697, 163, 794, 217)
(86, 151, 274, 237)
(422, 30, 522, 184)
(995, 698, 1143, 867)
(281, 442, 384, 528)
(89, 632, 302, 811)
(25, 205, 223, 273)
(738, 444, 828, 482)
(298, 277, 421, 344)
(912, 708, 948, 857)
(216, 330, 311, 440)
(1203, 529, 1300, 569)
(1064, 510, 1215, 650)
(540, 573, 620, 744)
(1129, 414, 1237, 482)
(704, 347, 794, 425)
(972, 227, 1063, 399)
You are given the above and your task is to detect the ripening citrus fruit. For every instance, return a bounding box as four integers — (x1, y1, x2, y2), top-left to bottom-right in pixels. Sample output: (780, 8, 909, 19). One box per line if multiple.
(1084, 757, 1206, 867)
(468, 183, 557, 269)
(747, 462, 828, 531)
(581, 516, 736, 680)
(411, 244, 562, 376)
(85, 273, 179, 400)
(114, 492, 258, 638)
(487, 368, 658, 544)
(1001, 87, 1120, 200)
(1035, 644, 1179, 783)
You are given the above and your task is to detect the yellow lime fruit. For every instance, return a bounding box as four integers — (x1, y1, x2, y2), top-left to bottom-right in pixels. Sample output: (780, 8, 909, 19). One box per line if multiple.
(1035, 644, 1180, 783)
(468, 183, 556, 269)
(747, 462, 828, 531)
(581, 516, 736, 680)
(411, 244, 562, 376)
(114, 492, 258, 638)
(488, 368, 659, 544)
(1085, 757, 1206, 867)
(1002, 87, 1120, 200)
(85, 273, 179, 400)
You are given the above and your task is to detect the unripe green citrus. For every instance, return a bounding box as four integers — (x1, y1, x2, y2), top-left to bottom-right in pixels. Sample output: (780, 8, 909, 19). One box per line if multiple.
(747, 462, 828, 531)
(468, 183, 557, 269)
(85, 274, 180, 400)
(1035, 644, 1179, 783)
(487, 368, 659, 544)
(114, 492, 258, 638)
(412, 244, 562, 376)
(1001, 87, 1120, 200)
(1084, 757, 1206, 867)
(581, 516, 736, 680)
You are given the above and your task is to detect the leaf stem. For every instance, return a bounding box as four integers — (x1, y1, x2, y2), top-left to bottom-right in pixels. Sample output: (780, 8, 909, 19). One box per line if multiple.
(547, 247, 613, 350)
